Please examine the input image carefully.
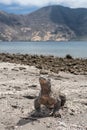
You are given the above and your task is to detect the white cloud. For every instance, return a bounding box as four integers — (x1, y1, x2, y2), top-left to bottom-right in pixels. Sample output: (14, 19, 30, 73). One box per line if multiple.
(0, 0, 87, 8)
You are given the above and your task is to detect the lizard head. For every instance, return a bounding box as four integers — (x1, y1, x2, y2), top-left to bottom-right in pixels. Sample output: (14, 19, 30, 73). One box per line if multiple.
(39, 77, 51, 94)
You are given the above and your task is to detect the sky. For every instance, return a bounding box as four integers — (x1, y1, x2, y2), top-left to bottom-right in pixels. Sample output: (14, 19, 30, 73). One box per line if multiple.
(0, 0, 87, 14)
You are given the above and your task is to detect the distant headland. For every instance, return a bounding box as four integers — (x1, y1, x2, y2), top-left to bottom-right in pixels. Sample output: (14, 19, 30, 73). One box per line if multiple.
(0, 5, 87, 41)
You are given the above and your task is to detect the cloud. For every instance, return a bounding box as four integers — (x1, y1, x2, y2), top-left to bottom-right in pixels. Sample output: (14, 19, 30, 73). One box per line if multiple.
(0, 0, 87, 8)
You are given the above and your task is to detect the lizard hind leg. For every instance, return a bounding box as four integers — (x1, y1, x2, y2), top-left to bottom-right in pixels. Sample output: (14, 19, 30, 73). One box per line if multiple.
(50, 98, 61, 117)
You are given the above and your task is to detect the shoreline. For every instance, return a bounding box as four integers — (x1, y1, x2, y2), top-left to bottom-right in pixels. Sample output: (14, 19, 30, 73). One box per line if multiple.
(0, 53, 87, 75)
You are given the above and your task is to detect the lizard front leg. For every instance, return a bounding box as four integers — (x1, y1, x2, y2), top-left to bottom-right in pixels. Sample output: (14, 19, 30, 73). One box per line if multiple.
(34, 98, 41, 112)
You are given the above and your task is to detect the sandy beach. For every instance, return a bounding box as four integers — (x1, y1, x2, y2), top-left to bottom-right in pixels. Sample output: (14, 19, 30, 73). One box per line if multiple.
(0, 61, 87, 130)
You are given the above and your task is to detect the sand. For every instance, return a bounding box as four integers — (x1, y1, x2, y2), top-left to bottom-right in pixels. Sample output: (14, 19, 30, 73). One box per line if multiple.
(0, 62, 87, 130)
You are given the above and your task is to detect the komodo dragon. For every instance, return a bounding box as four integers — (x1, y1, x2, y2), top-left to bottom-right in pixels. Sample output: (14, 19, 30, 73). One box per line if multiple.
(34, 77, 66, 117)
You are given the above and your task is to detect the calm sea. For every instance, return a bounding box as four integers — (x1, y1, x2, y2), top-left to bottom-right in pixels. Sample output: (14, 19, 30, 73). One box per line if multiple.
(0, 41, 87, 58)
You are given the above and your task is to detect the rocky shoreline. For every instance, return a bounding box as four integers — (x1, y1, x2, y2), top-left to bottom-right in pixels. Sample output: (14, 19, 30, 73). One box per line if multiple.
(0, 53, 87, 75)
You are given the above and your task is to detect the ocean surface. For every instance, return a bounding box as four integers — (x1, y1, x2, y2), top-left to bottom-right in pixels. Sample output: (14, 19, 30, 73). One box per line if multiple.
(0, 41, 87, 58)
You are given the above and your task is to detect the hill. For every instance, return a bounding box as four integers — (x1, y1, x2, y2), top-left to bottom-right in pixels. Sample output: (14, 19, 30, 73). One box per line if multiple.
(0, 5, 87, 41)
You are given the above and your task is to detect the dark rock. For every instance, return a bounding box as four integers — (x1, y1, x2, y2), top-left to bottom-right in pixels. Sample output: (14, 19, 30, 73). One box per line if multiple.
(65, 54, 73, 59)
(19, 67, 26, 70)
(11, 105, 18, 109)
(23, 95, 36, 99)
(28, 85, 37, 88)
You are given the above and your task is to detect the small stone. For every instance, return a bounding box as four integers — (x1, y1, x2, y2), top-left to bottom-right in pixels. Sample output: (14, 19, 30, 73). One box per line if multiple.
(28, 85, 37, 88)
(15, 126, 18, 129)
(11, 105, 18, 109)
(19, 67, 26, 70)
(68, 109, 75, 116)
(54, 113, 61, 118)
(46, 123, 51, 128)
(11, 68, 19, 71)
(71, 109, 75, 112)
(70, 112, 74, 115)
(40, 69, 49, 75)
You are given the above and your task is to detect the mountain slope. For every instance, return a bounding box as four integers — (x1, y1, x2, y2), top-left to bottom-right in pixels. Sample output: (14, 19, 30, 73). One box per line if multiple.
(0, 5, 87, 41)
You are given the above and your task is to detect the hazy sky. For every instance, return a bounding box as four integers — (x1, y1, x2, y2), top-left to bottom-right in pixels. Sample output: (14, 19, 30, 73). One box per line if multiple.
(0, 0, 87, 14)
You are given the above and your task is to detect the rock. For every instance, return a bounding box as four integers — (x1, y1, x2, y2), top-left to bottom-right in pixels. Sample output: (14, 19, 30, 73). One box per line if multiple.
(11, 68, 19, 71)
(0, 53, 87, 75)
(19, 67, 26, 70)
(28, 85, 37, 88)
(69, 109, 75, 115)
(40, 69, 50, 75)
(11, 105, 18, 109)
(46, 123, 51, 128)
(81, 101, 87, 106)
(23, 95, 36, 99)
(13, 86, 21, 91)
(36, 65, 42, 69)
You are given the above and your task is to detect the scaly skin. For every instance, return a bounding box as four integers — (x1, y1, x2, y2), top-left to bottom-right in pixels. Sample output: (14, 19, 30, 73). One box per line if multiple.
(34, 77, 66, 117)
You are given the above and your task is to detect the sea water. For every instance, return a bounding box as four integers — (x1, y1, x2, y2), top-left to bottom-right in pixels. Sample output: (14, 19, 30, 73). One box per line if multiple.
(0, 41, 87, 58)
